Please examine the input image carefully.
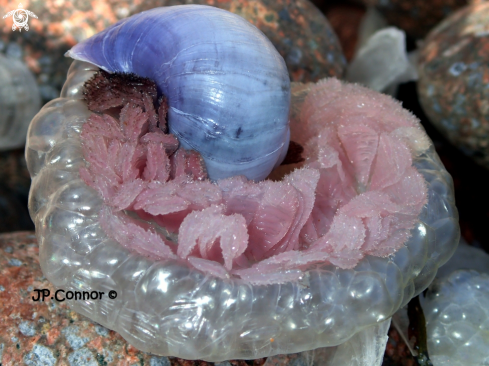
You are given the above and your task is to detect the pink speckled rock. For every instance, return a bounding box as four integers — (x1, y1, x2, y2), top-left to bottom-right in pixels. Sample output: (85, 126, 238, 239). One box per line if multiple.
(0, 232, 170, 365)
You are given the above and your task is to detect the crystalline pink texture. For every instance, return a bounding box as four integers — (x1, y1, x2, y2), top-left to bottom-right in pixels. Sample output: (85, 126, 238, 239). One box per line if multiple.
(81, 76, 428, 285)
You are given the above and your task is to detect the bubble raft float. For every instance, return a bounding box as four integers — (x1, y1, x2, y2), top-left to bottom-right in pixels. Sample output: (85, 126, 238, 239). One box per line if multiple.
(26, 56, 459, 362)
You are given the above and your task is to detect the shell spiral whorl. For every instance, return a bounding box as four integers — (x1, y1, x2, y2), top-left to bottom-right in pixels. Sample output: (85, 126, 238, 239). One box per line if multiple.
(66, 5, 291, 181)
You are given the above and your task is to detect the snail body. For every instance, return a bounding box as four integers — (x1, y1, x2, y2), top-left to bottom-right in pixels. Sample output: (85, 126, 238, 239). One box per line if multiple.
(67, 5, 291, 181)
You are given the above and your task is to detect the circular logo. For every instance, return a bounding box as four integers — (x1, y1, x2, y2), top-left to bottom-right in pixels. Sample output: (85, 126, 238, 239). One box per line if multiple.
(2, 4, 38, 32)
(13, 9, 29, 29)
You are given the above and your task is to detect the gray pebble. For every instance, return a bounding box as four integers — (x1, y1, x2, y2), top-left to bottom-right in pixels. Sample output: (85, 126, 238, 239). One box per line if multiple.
(99, 349, 113, 363)
(94, 324, 109, 337)
(19, 321, 36, 337)
(0, 285, 5, 292)
(62, 326, 89, 350)
(4, 246, 13, 253)
(24, 344, 56, 366)
(150, 356, 171, 366)
(8, 258, 22, 266)
(68, 347, 98, 366)
(286, 47, 303, 66)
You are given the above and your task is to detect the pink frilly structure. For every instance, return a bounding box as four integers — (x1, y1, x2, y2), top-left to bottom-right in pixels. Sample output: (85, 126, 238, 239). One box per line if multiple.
(79, 71, 431, 285)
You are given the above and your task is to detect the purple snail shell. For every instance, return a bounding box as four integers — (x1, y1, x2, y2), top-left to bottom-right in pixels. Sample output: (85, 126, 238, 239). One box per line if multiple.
(66, 5, 291, 181)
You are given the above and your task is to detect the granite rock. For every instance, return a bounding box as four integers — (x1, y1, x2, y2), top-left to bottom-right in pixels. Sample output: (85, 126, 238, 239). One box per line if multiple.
(418, 2, 489, 169)
(360, 0, 482, 39)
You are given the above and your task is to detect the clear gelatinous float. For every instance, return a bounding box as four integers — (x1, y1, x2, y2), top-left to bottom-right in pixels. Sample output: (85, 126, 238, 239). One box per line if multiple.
(26, 5, 459, 362)
(423, 270, 489, 366)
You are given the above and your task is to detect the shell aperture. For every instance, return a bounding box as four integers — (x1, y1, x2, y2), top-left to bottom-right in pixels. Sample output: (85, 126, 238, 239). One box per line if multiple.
(66, 5, 291, 181)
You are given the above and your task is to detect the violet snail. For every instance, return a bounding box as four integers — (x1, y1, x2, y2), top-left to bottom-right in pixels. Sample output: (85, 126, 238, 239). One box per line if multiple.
(26, 5, 459, 362)
(66, 5, 290, 182)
